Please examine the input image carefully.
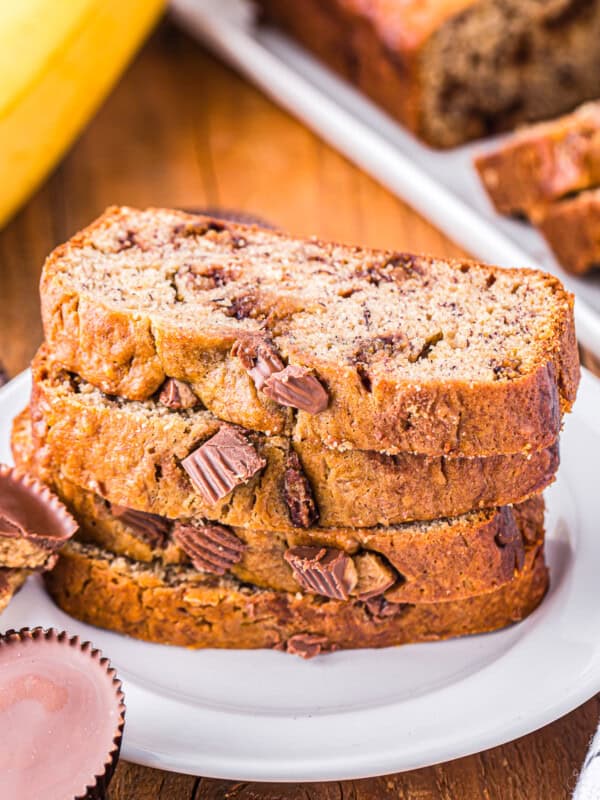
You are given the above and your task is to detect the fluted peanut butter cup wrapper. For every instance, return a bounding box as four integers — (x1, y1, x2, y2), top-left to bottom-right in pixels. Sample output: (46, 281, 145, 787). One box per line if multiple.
(0, 464, 78, 550)
(0, 627, 125, 800)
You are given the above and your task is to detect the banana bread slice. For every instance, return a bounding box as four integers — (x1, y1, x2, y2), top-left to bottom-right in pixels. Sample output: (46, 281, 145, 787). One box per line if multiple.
(26, 352, 559, 531)
(256, 0, 600, 148)
(40, 206, 579, 457)
(14, 440, 542, 604)
(476, 102, 600, 221)
(44, 539, 548, 652)
(537, 188, 600, 275)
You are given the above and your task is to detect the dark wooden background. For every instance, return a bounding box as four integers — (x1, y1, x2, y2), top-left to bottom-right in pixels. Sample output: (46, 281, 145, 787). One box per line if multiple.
(1, 20, 598, 799)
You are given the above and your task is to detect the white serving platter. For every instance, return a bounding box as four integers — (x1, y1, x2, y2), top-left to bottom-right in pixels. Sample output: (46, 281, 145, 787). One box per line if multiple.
(2, 369, 600, 780)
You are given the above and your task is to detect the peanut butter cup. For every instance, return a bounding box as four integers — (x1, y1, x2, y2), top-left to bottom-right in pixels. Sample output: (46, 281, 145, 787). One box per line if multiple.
(0, 627, 125, 800)
(262, 365, 329, 414)
(285, 546, 357, 600)
(173, 522, 246, 575)
(0, 568, 29, 613)
(232, 336, 285, 391)
(181, 427, 266, 504)
(0, 464, 78, 569)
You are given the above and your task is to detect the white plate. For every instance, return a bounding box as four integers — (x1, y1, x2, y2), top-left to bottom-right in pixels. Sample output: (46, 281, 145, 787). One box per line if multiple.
(172, 0, 600, 358)
(2, 369, 600, 781)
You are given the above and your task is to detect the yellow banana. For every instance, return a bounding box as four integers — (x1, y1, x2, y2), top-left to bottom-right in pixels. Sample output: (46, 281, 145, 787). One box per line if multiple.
(0, 0, 165, 228)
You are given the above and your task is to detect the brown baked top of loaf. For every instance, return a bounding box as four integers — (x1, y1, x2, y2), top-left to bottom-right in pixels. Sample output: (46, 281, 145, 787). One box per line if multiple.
(45, 538, 548, 652)
(41, 206, 579, 456)
(24, 352, 559, 531)
(476, 101, 600, 219)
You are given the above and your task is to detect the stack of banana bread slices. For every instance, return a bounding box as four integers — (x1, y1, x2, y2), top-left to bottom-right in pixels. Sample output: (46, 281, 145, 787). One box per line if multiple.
(11, 206, 580, 656)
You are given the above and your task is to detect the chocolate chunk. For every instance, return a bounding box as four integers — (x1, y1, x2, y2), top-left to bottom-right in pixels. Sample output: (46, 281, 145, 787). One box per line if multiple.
(0, 465, 78, 547)
(232, 337, 285, 391)
(0, 362, 8, 388)
(285, 546, 357, 600)
(284, 633, 333, 659)
(158, 378, 199, 410)
(353, 552, 397, 600)
(283, 451, 318, 528)
(262, 365, 328, 414)
(364, 596, 409, 620)
(172, 522, 245, 575)
(495, 520, 525, 571)
(110, 504, 170, 549)
(181, 427, 266, 505)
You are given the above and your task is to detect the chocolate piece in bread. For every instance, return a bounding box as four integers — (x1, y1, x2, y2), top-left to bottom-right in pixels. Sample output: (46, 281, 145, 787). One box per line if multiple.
(232, 336, 285, 391)
(283, 634, 334, 659)
(283, 450, 319, 528)
(109, 505, 170, 549)
(285, 546, 358, 600)
(158, 378, 199, 410)
(263, 365, 329, 414)
(181, 427, 266, 504)
(172, 522, 245, 575)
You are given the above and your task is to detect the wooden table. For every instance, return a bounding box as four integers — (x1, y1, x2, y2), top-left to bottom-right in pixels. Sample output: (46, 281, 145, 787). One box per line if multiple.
(1, 20, 598, 799)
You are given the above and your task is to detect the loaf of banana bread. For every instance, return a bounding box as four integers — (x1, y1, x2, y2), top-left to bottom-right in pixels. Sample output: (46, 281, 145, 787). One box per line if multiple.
(476, 101, 600, 221)
(256, 0, 600, 148)
(40, 207, 579, 457)
(44, 539, 548, 653)
(26, 352, 559, 532)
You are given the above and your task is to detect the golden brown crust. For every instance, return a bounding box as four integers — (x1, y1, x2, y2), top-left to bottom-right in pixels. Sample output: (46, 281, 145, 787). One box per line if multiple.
(24, 355, 560, 531)
(538, 189, 600, 275)
(475, 102, 600, 220)
(44, 540, 548, 651)
(40, 206, 580, 457)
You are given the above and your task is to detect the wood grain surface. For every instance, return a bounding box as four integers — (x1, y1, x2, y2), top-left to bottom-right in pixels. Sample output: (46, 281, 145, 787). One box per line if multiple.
(0, 20, 597, 800)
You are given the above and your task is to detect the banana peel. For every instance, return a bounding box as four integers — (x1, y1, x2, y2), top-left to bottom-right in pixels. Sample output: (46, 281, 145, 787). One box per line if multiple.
(0, 0, 165, 228)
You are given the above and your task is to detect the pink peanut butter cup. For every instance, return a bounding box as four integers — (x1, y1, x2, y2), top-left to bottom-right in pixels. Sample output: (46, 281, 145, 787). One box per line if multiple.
(0, 628, 125, 800)
(0, 464, 78, 548)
